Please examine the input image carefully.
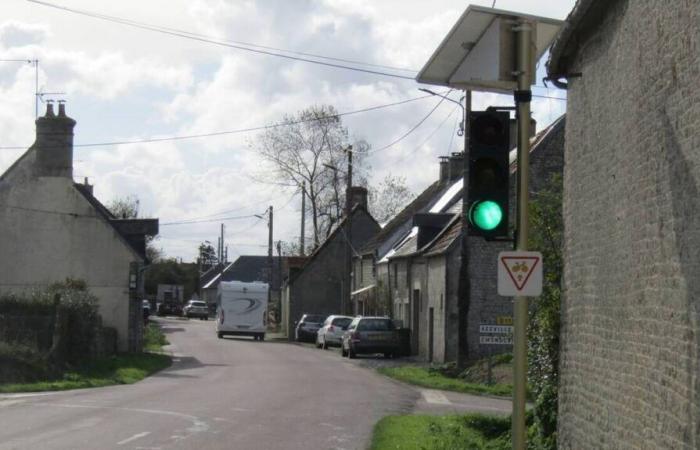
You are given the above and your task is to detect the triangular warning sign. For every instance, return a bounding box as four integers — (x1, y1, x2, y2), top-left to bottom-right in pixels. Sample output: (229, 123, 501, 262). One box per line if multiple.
(500, 255, 540, 291)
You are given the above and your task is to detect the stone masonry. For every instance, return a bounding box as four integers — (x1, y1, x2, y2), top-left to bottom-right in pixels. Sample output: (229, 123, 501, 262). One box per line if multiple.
(548, 0, 700, 448)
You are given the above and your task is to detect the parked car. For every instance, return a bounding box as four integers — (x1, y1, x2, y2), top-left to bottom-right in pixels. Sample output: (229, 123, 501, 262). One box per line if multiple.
(157, 301, 182, 317)
(142, 299, 151, 315)
(183, 300, 209, 320)
(341, 316, 399, 359)
(316, 315, 353, 349)
(295, 314, 327, 342)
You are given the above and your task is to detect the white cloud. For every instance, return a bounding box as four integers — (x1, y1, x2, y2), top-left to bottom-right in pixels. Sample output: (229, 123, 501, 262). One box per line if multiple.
(0, 0, 574, 261)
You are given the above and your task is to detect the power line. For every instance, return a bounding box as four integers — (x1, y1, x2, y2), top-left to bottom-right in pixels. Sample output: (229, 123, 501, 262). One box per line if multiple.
(0, 91, 447, 150)
(364, 90, 452, 155)
(160, 213, 261, 226)
(28, 0, 416, 80)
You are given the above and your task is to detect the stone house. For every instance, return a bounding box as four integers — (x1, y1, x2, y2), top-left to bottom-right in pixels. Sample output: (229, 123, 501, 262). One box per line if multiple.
(0, 103, 158, 352)
(284, 187, 380, 339)
(355, 116, 565, 363)
(546, 0, 700, 448)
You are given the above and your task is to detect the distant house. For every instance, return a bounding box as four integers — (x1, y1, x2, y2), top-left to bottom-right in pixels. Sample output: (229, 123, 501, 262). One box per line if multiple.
(283, 187, 380, 339)
(200, 255, 285, 317)
(354, 116, 565, 363)
(156, 284, 184, 303)
(0, 103, 158, 352)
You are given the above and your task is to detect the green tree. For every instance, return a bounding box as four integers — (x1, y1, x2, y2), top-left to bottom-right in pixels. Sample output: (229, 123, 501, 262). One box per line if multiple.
(527, 173, 563, 450)
(144, 259, 199, 300)
(106, 196, 162, 262)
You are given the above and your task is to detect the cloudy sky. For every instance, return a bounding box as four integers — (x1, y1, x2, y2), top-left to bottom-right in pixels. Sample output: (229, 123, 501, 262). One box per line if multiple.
(0, 0, 574, 262)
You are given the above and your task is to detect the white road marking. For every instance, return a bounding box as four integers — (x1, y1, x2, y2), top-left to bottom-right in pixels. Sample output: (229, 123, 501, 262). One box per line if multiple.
(421, 389, 451, 405)
(117, 432, 151, 445)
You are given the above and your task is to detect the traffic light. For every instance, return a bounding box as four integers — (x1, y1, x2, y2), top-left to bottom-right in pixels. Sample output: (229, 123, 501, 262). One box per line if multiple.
(467, 110, 510, 238)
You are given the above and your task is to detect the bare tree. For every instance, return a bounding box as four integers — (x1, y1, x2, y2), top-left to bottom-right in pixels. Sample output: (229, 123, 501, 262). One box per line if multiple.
(253, 105, 368, 248)
(368, 174, 414, 224)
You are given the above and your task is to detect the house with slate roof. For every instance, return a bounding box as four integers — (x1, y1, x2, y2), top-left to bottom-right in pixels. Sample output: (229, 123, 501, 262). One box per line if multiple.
(0, 103, 158, 352)
(356, 115, 565, 363)
(283, 187, 380, 339)
(200, 255, 284, 311)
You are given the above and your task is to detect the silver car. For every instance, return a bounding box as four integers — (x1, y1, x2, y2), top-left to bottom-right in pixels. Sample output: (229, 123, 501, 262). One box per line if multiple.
(316, 315, 353, 349)
(183, 300, 209, 320)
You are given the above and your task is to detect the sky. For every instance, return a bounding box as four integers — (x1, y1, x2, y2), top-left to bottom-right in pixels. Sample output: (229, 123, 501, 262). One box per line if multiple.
(0, 0, 575, 262)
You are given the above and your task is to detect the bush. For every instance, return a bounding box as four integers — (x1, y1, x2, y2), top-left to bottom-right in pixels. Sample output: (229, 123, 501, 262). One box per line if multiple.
(0, 279, 102, 367)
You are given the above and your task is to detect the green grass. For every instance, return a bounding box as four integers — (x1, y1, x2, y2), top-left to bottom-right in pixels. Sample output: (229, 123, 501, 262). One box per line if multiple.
(378, 366, 512, 397)
(0, 352, 171, 393)
(143, 323, 169, 352)
(371, 414, 511, 450)
(0, 324, 171, 393)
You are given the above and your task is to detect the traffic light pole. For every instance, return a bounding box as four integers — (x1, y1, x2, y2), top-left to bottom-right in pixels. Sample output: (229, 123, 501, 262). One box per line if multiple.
(512, 21, 533, 450)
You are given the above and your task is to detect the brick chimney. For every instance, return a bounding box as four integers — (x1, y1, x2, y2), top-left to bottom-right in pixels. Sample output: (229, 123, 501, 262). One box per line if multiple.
(34, 101, 76, 178)
(347, 186, 368, 210)
(83, 177, 93, 195)
(439, 156, 450, 184)
(448, 152, 463, 180)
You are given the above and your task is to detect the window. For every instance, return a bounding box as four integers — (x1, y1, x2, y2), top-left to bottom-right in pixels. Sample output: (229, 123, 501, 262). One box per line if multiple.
(440, 293, 443, 310)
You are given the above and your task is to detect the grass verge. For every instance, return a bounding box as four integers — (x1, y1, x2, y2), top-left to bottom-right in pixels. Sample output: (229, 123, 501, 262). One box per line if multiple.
(0, 323, 171, 393)
(370, 414, 510, 450)
(0, 353, 171, 393)
(143, 322, 170, 352)
(377, 366, 512, 397)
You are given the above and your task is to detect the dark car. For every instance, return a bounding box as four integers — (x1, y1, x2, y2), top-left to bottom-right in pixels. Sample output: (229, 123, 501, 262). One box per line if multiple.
(157, 302, 182, 317)
(341, 316, 399, 359)
(295, 314, 327, 342)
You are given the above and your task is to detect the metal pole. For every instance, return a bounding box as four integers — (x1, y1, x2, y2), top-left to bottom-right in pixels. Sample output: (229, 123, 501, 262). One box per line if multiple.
(268, 205, 274, 309)
(345, 146, 353, 315)
(300, 181, 306, 256)
(512, 20, 533, 450)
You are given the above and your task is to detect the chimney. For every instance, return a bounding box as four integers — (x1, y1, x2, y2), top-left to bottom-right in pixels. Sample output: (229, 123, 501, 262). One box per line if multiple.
(448, 152, 464, 180)
(347, 186, 368, 211)
(34, 101, 76, 178)
(439, 156, 450, 184)
(83, 177, 93, 195)
(509, 118, 537, 150)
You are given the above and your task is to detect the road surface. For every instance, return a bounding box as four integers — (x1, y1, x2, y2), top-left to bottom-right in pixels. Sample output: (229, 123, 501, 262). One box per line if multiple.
(0, 317, 512, 450)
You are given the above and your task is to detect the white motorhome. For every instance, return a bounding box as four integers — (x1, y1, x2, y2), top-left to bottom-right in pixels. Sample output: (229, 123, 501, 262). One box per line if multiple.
(216, 281, 268, 340)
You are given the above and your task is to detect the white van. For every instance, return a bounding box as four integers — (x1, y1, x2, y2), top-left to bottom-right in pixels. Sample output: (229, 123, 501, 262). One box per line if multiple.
(216, 281, 268, 341)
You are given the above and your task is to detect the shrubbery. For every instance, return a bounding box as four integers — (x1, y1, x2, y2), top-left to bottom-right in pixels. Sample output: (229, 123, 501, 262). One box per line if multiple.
(0, 279, 103, 382)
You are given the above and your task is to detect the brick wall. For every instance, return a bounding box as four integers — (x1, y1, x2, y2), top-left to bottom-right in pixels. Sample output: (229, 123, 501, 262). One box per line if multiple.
(557, 1, 700, 447)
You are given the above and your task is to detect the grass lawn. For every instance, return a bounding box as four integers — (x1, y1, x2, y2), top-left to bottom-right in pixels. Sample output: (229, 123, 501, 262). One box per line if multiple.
(371, 414, 510, 450)
(377, 366, 512, 397)
(0, 323, 171, 394)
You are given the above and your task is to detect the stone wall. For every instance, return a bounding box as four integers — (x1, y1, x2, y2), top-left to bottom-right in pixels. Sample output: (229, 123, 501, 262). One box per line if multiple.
(556, 1, 700, 447)
(288, 210, 379, 335)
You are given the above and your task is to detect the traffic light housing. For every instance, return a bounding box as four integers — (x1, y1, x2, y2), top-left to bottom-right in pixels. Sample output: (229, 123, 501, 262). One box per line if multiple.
(467, 110, 510, 238)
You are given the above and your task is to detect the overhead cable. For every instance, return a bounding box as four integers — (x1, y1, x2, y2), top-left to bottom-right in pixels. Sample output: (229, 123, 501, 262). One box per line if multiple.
(28, 0, 415, 80)
(0, 91, 446, 150)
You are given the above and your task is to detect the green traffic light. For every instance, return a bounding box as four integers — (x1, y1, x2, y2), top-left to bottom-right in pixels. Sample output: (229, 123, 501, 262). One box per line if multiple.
(470, 200, 503, 230)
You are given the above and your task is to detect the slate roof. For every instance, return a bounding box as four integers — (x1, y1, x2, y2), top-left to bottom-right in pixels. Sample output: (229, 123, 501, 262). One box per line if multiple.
(423, 215, 462, 257)
(202, 255, 285, 290)
(358, 180, 444, 256)
(73, 183, 158, 261)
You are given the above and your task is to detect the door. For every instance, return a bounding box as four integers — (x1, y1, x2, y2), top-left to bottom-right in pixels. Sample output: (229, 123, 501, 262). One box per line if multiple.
(411, 289, 420, 355)
(428, 307, 434, 362)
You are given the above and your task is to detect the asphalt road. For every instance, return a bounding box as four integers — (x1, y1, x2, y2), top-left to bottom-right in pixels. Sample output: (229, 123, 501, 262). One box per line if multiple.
(0, 317, 420, 450)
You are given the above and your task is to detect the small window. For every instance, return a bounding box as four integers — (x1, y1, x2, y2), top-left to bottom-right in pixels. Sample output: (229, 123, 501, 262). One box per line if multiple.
(440, 293, 443, 310)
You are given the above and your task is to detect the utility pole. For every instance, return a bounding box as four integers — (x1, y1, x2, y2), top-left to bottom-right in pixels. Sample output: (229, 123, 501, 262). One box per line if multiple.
(344, 145, 353, 316)
(458, 92, 472, 370)
(512, 20, 534, 450)
(268, 205, 274, 311)
(300, 181, 306, 256)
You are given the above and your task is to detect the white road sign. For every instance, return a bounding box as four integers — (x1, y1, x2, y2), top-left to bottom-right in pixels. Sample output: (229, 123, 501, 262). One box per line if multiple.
(497, 251, 543, 296)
